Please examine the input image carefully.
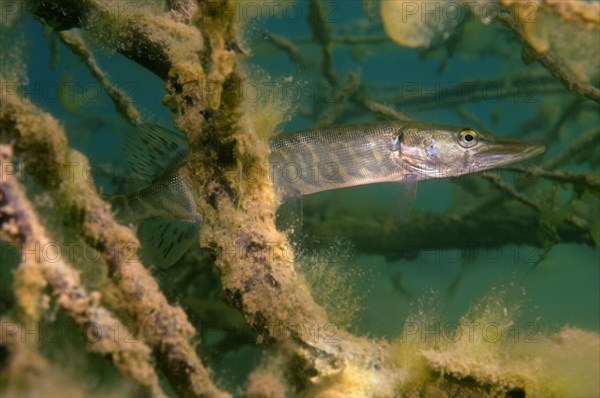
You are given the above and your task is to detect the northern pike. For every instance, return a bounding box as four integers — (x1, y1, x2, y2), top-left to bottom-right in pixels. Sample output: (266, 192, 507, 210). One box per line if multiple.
(269, 121, 544, 197)
(110, 121, 545, 266)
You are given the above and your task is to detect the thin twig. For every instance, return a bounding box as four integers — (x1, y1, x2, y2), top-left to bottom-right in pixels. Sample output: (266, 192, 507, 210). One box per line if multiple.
(543, 126, 600, 170)
(317, 73, 361, 126)
(56, 30, 142, 126)
(261, 29, 309, 69)
(308, 0, 340, 87)
(482, 171, 540, 211)
(545, 98, 585, 142)
(359, 98, 410, 121)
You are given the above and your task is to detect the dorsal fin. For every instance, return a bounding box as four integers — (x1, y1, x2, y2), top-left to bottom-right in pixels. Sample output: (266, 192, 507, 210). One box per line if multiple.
(120, 124, 189, 193)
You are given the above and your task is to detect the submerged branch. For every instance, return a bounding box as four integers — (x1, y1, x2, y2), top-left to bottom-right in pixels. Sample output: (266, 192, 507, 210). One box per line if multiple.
(30, 0, 384, 385)
(497, 5, 600, 104)
(0, 145, 165, 397)
(187, 0, 383, 375)
(507, 166, 600, 193)
(28, 0, 202, 81)
(0, 78, 228, 398)
(56, 30, 142, 125)
(301, 194, 593, 261)
(308, 0, 339, 87)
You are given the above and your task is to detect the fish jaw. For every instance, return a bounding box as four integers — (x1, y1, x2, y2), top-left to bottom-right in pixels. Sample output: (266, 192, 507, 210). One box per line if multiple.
(464, 135, 546, 174)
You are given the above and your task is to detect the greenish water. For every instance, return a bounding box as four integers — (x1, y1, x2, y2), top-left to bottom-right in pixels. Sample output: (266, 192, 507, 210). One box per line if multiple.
(1, 1, 599, 396)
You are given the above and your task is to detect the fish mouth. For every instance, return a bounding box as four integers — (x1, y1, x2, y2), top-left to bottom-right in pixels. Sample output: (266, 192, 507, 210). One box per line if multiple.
(475, 137, 546, 169)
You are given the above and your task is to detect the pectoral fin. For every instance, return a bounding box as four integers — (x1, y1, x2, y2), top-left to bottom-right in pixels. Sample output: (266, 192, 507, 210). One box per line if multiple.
(391, 181, 418, 221)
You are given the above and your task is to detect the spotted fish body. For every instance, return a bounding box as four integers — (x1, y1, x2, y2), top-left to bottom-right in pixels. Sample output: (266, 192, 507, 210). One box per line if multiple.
(268, 121, 545, 197)
(269, 122, 405, 197)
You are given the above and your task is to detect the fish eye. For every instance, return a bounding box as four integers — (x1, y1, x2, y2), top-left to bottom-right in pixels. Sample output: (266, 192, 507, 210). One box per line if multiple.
(458, 129, 479, 148)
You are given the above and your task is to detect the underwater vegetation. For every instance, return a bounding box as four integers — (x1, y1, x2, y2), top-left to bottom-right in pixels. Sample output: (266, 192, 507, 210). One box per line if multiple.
(0, 0, 599, 397)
